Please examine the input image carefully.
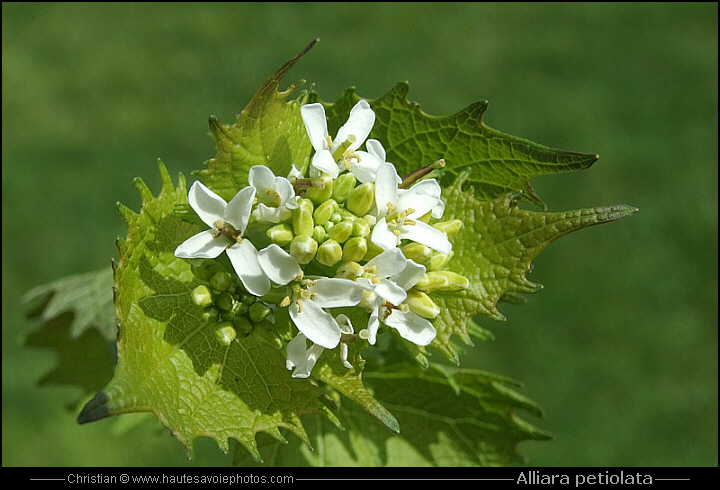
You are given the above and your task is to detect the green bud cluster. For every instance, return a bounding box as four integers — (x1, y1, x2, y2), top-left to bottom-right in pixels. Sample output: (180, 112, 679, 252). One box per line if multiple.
(189, 260, 275, 345)
(262, 172, 380, 269)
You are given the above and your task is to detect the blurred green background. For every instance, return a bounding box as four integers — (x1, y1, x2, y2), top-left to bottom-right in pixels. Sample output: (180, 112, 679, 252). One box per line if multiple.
(2, 2, 717, 467)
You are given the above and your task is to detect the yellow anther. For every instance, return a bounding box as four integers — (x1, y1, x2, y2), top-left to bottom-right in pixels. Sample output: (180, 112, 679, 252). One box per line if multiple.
(264, 189, 281, 206)
(280, 296, 291, 307)
(325, 135, 333, 147)
(404, 218, 416, 226)
(297, 300, 303, 313)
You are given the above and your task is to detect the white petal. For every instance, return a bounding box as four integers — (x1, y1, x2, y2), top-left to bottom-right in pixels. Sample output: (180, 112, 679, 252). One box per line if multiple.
(333, 100, 375, 151)
(286, 333, 307, 371)
(174, 229, 226, 259)
(289, 300, 341, 349)
(257, 244, 301, 285)
(374, 278, 407, 306)
(311, 150, 340, 179)
(391, 259, 426, 291)
(286, 334, 324, 378)
(432, 199, 446, 219)
(365, 248, 407, 278)
(253, 204, 292, 224)
(384, 309, 437, 346)
(374, 163, 399, 217)
(366, 307, 380, 345)
(350, 151, 383, 183)
(274, 176, 298, 207)
(370, 218, 400, 250)
(398, 179, 442, 219)
(248, 165, 275, 193)
(225, 240, 270, 296)
(365, 139, 386, 162)
(335, 314, 354, 335)
(309, 278, 364, 308)
(301, 103, 330, 152)
(399, 220, 452, 254)
(287, 164, 304, 180)
(224, 186, 255, 233)
(188, 181, 226, 228)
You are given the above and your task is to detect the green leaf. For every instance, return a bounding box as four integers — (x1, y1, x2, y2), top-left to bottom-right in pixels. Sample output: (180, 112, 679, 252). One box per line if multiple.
(430, 173, 638, 362)
(196, 39, 317, 202)
(232, 364, 551, 467)
(23, 310, 116, 396)
(77, 161, 334, 462)
(317, 82, 599, 208)
(22, 268, 116, 397)
(22, 268, 116, 340)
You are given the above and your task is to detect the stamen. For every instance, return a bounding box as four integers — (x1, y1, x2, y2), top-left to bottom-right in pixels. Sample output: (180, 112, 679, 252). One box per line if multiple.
(280, 296, 291, 307)
(297, 300, 303, 313)
(400, 159, 445, 189)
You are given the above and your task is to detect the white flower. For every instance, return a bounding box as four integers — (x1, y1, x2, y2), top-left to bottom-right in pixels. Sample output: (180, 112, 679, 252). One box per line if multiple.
(257, 244, 364, 348)
(381, 259, 436, 346)
(285, 314, 354, 378)
(350, 248, 410, 344)
(357, 251, 435, 346)
(248, 165, 299, 223)
(347, 139, 399, 184)
(174, 181, 270, 296)
(371, 163, 452, 254)
(301, 100, 375, 179)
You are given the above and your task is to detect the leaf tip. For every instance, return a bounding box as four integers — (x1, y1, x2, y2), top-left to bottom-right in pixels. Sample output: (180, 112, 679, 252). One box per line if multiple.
(77, 391, 111, 424)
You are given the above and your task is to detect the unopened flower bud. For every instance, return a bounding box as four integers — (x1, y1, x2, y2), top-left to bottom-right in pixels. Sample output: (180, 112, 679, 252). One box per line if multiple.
(267, 223, 294, 246)
(249, 302, 272, 323)
(415, 271, 470, 293)
(312, 225, 328, 244)
(433, 219, 463, 236)
(425, 251, 454, 271)
(405, 289, 441, 319)
(313, 199, 339, 226)
(215, 291, 235, 311)
(253, 326, 284, 350)
(209, 271, 233, 292)
(290, 235, 319, 265)
(332, 173, 356, 203)
(335, 261, 364, 280)
(328, 219, 354, 243)
(351, 218, 370, 237)
(202, 306, 219, 323)
(232, 316, 253, 335)
(362, 240, 384, 262)
(316, 239, 343, 266)
(292, 198, 315, 237)
(305, 174, 333, 205)
(214, 322, 237, 346)
(345, 182, 375, 217)
(191, 285, 213, 307)
(401, 242, 433, 264)
(342, 236, 368, 262)
(191, 260, 221, 281)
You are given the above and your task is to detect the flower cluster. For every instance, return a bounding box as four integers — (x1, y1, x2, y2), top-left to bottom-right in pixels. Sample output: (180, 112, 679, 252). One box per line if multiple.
(175, 100, 468, 377)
